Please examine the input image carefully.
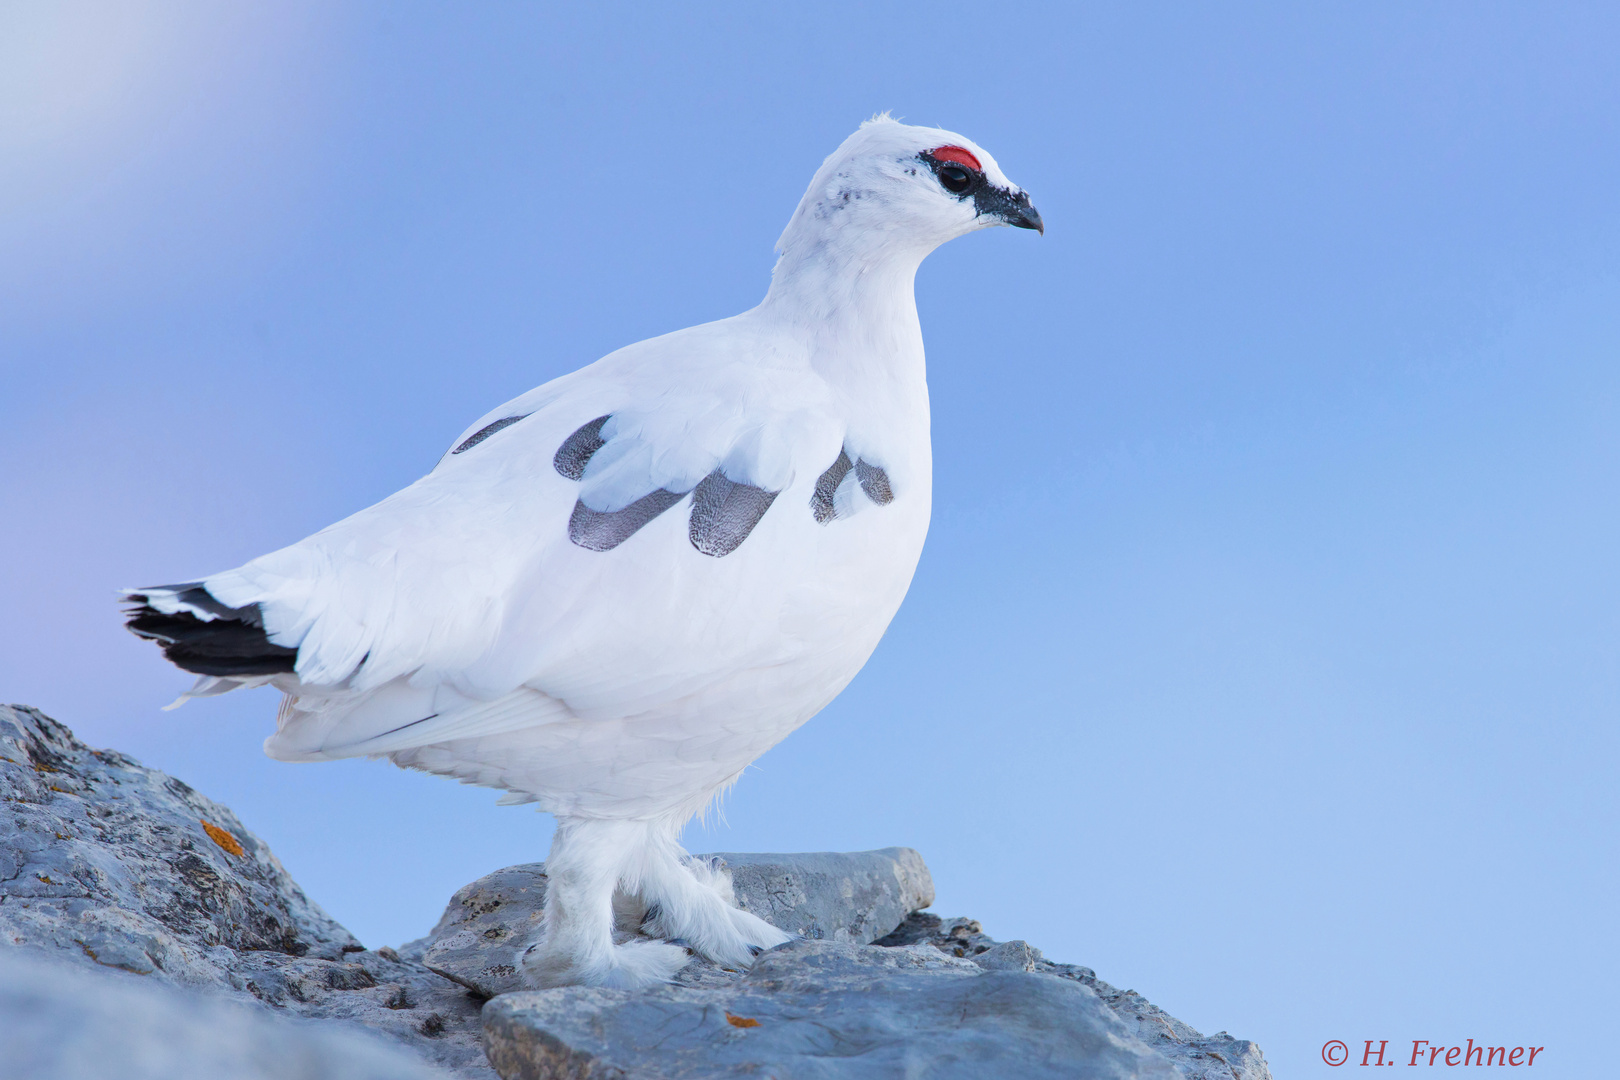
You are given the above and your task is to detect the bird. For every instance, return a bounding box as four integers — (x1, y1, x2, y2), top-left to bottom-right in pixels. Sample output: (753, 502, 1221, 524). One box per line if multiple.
(123, 115, 1042, 989)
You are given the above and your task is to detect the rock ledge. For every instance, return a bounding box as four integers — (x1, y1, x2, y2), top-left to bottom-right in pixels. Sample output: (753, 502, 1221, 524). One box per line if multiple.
(2, 704, 1271, 1080)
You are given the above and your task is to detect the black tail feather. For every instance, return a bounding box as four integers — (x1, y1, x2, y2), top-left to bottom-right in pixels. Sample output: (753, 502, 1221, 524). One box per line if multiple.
(124, 584, 297, 677)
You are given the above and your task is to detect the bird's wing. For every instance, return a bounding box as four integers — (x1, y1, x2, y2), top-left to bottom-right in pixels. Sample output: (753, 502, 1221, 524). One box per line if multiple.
(267, 682, 575, 762)
(193, 320, 847, 760)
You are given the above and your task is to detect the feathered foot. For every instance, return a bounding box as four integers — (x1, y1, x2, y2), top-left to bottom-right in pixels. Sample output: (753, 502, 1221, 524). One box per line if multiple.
(519, 935, 691, 989)
(517, 817, 694, 989)
(515, 816, 791, 988)
(636, 851, 792, 970)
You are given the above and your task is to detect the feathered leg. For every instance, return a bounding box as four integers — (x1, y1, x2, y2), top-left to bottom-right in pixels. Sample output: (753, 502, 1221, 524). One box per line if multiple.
(518, 817, 690, 989)
(627, 825, 792, 969)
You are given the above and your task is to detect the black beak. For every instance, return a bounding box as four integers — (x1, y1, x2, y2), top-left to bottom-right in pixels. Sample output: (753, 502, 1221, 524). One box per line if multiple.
(1008, 204, 1044, 233)
(974, 184, 1044, 234)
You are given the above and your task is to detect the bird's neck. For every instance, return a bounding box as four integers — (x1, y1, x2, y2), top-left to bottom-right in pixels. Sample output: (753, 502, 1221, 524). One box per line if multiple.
(754, 232, 932, 389)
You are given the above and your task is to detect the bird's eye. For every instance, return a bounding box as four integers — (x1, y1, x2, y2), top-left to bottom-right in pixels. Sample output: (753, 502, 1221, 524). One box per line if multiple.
(938, 164, 972, 194)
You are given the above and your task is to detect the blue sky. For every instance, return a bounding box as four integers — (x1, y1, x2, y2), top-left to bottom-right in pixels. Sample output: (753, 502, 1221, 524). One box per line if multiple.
(2, 3, 1616, 1075)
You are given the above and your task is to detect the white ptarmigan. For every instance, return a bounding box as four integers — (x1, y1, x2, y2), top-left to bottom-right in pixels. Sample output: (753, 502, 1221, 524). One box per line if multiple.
(124, 116, 1042, 989)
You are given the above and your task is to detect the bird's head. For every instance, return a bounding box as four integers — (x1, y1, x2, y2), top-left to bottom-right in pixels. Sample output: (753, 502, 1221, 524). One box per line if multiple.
(775, 115, 1042, 267)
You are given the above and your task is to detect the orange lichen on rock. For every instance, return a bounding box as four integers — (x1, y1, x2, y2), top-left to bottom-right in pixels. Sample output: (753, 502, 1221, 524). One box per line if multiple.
(201, 820, 245, 857)
(725, 1012, 761, 1029)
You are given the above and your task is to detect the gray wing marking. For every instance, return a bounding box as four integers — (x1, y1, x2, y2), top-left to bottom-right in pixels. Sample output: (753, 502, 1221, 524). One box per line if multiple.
(453, 414, 530, 455)
(810, 450, 854, 524)
(689, 471, 780, 557)
(553, 415, 612, 480)
(810, 448, 894, 522)
(854, 459, 893, 505)
(568, 489, 686, 552)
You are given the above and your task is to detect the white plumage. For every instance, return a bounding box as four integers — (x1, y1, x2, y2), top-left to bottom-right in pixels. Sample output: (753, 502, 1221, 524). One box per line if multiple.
(125, 116, 1041, 987)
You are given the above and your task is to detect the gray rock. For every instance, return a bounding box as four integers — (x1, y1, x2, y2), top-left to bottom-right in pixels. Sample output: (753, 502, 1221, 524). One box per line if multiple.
(0, 947, 448, 1079)
(972, 937, 1044, 972)
(421, 863, 548, 997)
(877, 912, 1273, 1080)
(483, 938, 1183, 1080)
(717, 847, 934, 944)
(0, 707, 356, 968)
(418, 848, 933, 998)
(0, 705, 494, 1078)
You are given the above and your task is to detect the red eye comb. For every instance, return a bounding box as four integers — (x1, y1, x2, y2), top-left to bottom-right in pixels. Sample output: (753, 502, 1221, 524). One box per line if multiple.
(930, 145, 982, 171)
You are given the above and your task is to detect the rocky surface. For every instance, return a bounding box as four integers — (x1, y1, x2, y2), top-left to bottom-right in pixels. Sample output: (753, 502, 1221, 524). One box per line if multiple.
(423, 857, 1268, 1078)
(475, 911, 1269, 1080)
(412, 863, 548, 998)
(415, 848, 933, 998)
(2, 703, 1272, 1079)
(0, 705, 488, 1078)
(877, 912, 1273, 1080)
(485, 939, 1182, 1080)
(712, 848, 934, 945)
(1, 946, 446, 1080)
